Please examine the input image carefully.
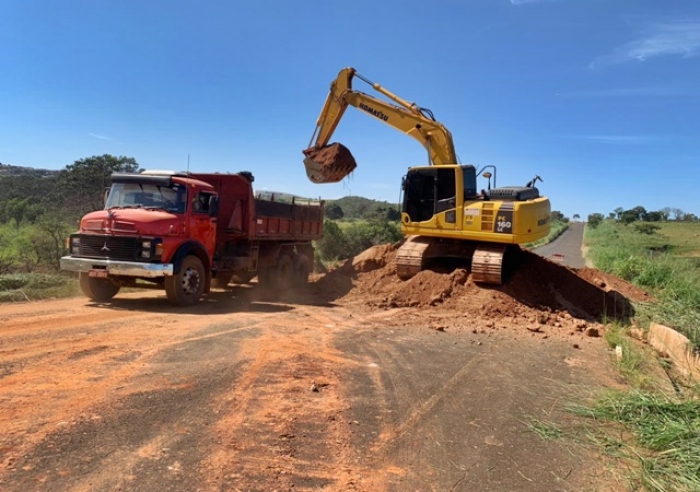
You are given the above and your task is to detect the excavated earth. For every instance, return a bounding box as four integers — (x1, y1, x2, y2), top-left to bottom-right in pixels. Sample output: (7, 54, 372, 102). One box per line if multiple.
(0, 243, 652, 492)
(303, 142, 357, 183)
(315, 244, 650, 337)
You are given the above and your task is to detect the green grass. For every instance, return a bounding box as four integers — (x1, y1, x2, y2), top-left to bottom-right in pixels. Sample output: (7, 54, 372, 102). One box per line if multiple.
(526, 417, 564, 440)
(585, 220, 700, 349)
(523, 220, 569, 249)
(568, 323, 700, 492)
(570, 390, 700, 492)
(581, 221, 700, 490)
(0, 273, 78, 302)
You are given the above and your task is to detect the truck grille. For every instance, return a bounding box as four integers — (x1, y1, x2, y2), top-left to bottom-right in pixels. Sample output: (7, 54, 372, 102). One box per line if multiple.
(78, 235, 139, 261)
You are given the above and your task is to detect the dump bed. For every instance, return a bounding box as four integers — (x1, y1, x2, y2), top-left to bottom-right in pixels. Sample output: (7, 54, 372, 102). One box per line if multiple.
(190, 172, 324, 244)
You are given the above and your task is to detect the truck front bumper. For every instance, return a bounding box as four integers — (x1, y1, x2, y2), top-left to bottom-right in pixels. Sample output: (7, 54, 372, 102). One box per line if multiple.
(60, 257, 174, 278)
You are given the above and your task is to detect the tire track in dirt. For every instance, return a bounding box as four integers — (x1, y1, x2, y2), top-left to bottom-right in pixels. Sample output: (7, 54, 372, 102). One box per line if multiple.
(0, 294, 276, 476)
(202, 305, 389, 491)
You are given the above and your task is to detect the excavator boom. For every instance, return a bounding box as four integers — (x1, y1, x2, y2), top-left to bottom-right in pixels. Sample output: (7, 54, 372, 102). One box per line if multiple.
(303, 67, 458, 184)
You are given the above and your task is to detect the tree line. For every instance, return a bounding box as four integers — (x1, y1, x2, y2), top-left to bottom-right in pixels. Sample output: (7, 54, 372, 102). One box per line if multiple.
(0, 155, 139, 273)
(587, 205, 698, 232)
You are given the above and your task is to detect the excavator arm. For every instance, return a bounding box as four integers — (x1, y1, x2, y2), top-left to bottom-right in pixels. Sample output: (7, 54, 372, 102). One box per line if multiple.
(303, 67, 458, 183)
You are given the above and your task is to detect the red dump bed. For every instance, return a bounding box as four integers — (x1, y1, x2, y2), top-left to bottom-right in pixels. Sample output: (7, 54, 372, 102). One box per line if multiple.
(190, 173, 324, 244)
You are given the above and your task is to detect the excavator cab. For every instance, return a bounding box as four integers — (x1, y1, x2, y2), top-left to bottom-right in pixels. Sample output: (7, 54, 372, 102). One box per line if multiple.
(401, 165, 477, 226)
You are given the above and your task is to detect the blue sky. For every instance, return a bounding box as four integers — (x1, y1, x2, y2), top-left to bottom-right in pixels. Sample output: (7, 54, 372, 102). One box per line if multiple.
(1, 0, 698, 218)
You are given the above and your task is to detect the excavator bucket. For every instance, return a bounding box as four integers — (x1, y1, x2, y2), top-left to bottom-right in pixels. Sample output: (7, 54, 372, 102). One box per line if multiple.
(303, 143, 357, 184)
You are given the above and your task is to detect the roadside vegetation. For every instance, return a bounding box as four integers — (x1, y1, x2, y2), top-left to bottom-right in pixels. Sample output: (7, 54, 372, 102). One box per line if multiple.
(585, 218, 700, 349)
(0, 155, 139, 302)
(315, 198, 402, 266)
(576, 207, 700, 492)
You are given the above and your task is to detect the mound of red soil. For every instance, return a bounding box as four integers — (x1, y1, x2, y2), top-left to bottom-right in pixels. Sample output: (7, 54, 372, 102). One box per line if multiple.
(314, 244, 646, 325)
(303, 143, 357, 184)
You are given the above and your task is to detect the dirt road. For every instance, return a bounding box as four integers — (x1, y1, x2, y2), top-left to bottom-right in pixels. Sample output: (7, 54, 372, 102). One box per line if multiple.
(534, 222, 586, 268)
(0, 272, 624, 492)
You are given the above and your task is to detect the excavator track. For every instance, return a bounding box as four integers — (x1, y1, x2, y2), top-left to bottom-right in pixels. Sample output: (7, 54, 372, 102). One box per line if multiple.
(397, 237, 510, 285)
(471, 244, 507, 285)
(396, 235, 432, 280)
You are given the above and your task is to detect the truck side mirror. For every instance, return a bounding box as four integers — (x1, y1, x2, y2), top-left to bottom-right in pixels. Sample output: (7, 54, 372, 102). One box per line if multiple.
(208, 196, 219, 217)
(103, 187, 111, 207)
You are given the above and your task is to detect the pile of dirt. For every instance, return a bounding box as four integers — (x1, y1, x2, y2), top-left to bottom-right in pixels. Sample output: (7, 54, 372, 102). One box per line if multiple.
(303, 143, 357, 184)
(314, 244, 648, 327)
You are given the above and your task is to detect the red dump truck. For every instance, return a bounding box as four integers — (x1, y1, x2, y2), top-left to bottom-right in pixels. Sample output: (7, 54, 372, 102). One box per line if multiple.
(60, 170, 324, 306)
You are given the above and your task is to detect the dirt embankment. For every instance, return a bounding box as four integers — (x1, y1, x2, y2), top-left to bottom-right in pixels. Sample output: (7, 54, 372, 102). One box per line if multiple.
(314, 243, 651, 338)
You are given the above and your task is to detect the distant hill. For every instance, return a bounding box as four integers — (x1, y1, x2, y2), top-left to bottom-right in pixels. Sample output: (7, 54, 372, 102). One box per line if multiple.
(325, 196, 399, 220)
(0, 162, 59, 178)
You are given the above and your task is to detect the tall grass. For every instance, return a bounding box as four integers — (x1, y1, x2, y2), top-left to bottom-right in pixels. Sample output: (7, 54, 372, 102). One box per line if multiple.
(571, 390, 700, 492)
(0, 273, 78, 302)
(585, 220, 700, 349)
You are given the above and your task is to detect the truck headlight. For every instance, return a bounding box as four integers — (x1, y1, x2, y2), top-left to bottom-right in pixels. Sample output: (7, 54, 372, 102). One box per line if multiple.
(141, 239, 152, 259)
(70, 237, 81, 255)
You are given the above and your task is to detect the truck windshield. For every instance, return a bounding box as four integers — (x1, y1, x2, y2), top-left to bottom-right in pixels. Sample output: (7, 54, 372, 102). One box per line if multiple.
(105, 182, 187, 213)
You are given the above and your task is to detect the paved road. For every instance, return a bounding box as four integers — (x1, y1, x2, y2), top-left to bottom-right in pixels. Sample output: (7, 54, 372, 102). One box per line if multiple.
(534, 222, 586, 268)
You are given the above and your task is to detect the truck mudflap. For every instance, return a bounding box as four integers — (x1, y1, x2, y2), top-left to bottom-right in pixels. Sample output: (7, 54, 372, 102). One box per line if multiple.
(60, 256, 174, 278)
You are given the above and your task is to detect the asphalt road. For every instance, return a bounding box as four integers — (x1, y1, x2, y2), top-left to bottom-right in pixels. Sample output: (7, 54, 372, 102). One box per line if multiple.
(533, 222, 586, 268)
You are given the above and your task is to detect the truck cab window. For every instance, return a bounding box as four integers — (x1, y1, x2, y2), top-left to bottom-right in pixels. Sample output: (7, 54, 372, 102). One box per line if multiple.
(192, 192, 214, 214)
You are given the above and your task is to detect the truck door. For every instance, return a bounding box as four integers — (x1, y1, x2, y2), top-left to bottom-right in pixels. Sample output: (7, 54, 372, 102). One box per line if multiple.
(402, 167, 458, 231)
(189, 191, 217, 255)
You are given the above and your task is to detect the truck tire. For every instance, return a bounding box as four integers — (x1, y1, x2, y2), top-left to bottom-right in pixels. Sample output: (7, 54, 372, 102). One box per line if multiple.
(293, 254, 311, 286)
(276, 254, 294, 291)
(165, 255, 205, 306)
(79, 273, 120, 302)
(212, 272, 234, 289)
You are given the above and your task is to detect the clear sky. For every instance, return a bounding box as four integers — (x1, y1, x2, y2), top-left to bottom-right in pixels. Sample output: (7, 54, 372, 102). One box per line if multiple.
(1, 0, 698, 218)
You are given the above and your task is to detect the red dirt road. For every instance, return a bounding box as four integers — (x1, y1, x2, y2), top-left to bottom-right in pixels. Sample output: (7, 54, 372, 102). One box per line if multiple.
(0, 268, 627, 491)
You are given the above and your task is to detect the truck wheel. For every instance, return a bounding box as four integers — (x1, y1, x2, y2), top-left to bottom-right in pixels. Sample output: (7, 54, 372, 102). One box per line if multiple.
(276, 254, 294, 291)
(293, 254, 311, 286)
(212, 272, 234, 289)
(79, 273, 120, 302)
(165, 255, 205, 306)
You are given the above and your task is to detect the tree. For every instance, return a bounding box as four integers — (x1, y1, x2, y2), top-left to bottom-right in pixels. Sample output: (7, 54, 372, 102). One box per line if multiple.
(573, 214, 580, 220)
(660, 207, 671, 221)
(316, 220, 347, 261)
(630, 206, 648, 221)
(587, 213, 604, 228)
(31, 214, 72, 271)
(646, 211, 663, 222)
(619, 210, 637, 225)
(671, 208, 685, 221)
(325, 203, 344, 220)
(550, 210, 567, 223)
(56, 155, 140, 215)
(614, 207, 624, 220)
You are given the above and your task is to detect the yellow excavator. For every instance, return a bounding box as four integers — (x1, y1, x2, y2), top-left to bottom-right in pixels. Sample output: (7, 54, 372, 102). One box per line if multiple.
(303, 67, 551, 284)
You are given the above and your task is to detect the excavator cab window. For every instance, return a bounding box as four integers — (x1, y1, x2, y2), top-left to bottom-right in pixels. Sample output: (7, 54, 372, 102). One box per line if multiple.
(436, 168, 456, 213)
(461, 165, 477, 199)
(403, 171, 434, 222)
(403, 168, 457, 223)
